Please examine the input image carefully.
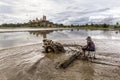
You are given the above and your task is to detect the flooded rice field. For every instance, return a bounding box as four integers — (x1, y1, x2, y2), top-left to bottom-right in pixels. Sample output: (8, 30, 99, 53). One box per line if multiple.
(0, 28, 120, 80)
(0, 28, 120, 54)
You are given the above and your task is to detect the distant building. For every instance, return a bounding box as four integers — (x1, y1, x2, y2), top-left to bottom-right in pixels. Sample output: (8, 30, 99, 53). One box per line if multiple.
(32, 20, 36, 22)
(28, 15, 56, 27)
(29, 20, 32, 23)
(36, 18, 39, 22)
(42, 15, 46, 21)
(29, 15, 47, 23)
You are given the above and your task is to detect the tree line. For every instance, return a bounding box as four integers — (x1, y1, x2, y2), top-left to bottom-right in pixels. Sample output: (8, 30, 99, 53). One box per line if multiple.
(0, 21, 120, 29)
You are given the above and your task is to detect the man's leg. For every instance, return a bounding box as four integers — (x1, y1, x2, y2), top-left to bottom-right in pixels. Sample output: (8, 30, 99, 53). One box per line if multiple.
(93, 51, 96, 59)
(82, 48, 87, 57)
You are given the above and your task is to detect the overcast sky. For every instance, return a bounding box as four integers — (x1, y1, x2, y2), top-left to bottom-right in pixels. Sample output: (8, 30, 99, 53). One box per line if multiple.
(0, 0, 120, 25)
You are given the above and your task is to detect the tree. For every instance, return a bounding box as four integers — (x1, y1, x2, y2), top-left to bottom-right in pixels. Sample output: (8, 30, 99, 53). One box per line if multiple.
(102, 23, 109, 28)
(116, 22, 119, 26)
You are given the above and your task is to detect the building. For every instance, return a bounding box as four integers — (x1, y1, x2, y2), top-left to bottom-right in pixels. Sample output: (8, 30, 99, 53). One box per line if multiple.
(29, 15, 47, 23)
(28, 15, 56, 27)
(42, 15, 46, 21)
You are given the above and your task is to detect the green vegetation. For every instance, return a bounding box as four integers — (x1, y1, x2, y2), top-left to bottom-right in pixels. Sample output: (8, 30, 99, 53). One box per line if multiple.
(0, 20, 66, 28)
(0, 20, 120, 30)
(64, 22, 120, 30)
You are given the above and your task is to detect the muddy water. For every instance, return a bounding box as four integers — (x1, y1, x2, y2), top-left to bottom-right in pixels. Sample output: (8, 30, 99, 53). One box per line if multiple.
(1, 29, 120, 53)
(0, 28, 120, 80)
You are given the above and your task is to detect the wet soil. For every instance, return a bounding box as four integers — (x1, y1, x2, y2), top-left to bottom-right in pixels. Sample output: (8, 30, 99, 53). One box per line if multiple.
(0, 44, 120, 80)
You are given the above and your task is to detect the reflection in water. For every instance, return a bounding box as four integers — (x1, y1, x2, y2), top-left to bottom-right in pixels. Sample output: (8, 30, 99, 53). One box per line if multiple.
(116, 31, 118, 34)
(1, 29, 120, 50)
(29, 29, 89, 40)
(29, 30, 54, 38)
(71, 29, 73, 31)
(29, 29, 64, 39)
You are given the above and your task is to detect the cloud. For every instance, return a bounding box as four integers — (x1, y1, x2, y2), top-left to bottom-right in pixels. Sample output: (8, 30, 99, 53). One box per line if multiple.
(0, 5, 14, 14)
(0, 0, 120, 25)
(51, 8, 110, 24)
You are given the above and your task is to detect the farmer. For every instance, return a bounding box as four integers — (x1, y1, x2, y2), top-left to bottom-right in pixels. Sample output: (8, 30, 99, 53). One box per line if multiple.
(82, 36, 96, 59)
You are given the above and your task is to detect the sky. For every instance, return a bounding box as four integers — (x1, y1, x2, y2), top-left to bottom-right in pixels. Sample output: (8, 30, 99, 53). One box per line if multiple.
(0, 0, 120, 25)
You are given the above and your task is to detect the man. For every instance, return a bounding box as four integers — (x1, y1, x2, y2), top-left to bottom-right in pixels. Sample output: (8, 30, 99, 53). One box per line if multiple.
(82, 36, 96, 59)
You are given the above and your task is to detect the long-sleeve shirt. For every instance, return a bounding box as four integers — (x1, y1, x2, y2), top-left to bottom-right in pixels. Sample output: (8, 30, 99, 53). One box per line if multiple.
(87, 40, 95, 51)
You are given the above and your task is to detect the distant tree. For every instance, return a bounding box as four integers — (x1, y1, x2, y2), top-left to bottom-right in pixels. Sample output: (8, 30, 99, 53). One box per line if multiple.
(85, 23, 88, 26)
(116, 22, 119, 26)
(102, 23, 109, 28)
(116, 22, 120, 28)
(59, 24, 64, 27)
(71, 24, 74, 27)
(91, 23, 94, 26)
